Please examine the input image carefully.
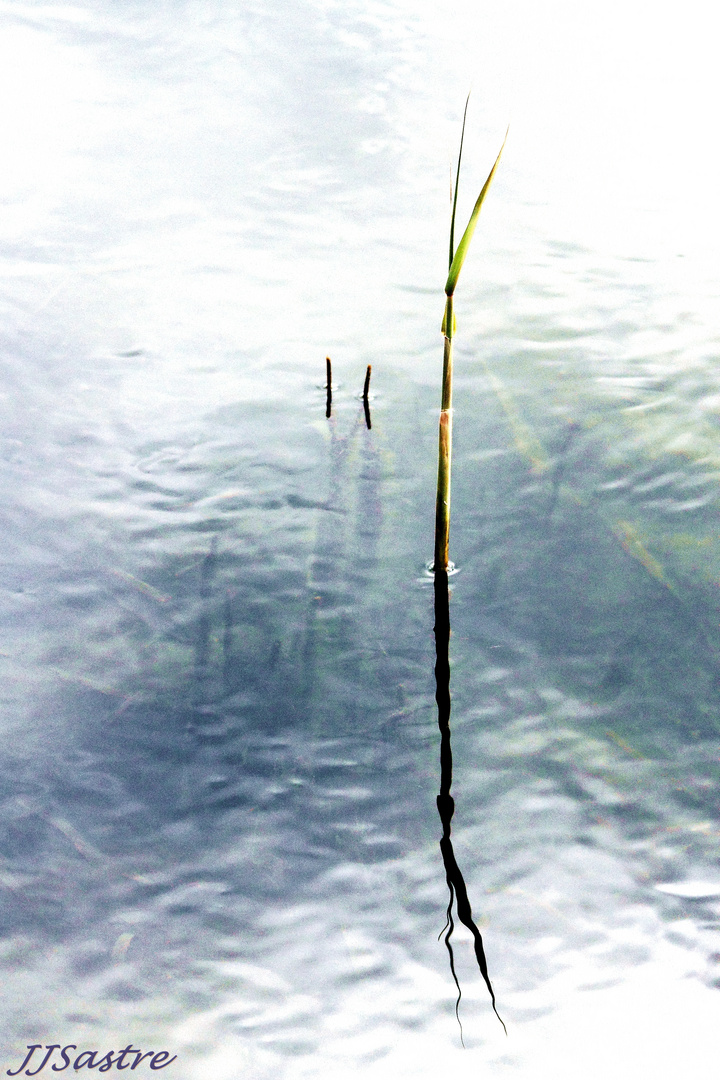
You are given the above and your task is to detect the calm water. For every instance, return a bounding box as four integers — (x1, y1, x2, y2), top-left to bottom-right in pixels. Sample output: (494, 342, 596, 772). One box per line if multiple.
(2, 2, 720, 1077)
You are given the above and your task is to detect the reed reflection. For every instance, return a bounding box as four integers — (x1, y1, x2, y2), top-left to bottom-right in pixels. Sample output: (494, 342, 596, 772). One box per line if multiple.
(434, 568, 506, 1038)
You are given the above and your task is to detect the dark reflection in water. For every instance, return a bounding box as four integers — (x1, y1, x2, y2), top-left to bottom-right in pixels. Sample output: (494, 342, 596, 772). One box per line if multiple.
(433, 568, 505, 1038)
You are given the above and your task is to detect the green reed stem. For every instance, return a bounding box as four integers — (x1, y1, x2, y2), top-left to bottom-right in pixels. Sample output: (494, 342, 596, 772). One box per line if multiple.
(434, 298, 454, 572)
(433, 110, 506, 573)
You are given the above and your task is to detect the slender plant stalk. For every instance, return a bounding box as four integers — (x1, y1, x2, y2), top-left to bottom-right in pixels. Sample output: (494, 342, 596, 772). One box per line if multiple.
(433, 309, 454, 571)
(433, 109, 507, 571)
(433, 103, 508, 1038)
(362, 364, 372, 400)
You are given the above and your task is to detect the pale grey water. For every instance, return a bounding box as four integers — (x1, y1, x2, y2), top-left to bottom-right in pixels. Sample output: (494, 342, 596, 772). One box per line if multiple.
(2, 2, 720, 1077)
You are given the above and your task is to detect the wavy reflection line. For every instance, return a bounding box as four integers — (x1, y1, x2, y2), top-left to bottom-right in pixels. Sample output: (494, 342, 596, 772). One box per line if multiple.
(438, 880, 464, 1046)
(434, 568, 506, 1037)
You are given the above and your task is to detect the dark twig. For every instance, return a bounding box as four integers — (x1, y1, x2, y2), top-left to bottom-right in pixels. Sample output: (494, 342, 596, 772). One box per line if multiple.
(362, 365, 372, 429)
(325, 356, 332, 419)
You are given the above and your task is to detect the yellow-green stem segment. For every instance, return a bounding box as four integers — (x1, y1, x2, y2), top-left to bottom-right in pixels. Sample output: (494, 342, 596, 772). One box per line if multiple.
(433, 126, 505, 574)
(434, 296, 454, 572)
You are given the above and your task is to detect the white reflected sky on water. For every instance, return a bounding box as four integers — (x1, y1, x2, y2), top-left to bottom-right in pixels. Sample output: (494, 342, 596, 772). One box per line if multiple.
(2, 2, 720, 1077)
(1, 0, 718, 378)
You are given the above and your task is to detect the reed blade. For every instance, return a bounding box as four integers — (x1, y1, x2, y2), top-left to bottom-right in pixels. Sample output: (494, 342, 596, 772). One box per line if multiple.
(449, 93, 471, 271)
(445, 128, 508, 299)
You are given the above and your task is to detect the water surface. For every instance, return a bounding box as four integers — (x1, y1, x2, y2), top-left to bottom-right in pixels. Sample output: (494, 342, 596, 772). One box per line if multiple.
(2, 2, 720, 1077)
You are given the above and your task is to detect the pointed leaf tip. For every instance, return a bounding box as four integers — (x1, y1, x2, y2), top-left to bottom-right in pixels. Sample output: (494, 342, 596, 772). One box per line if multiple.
(449, 92, 471, 271)
(445, 128, 508, 298)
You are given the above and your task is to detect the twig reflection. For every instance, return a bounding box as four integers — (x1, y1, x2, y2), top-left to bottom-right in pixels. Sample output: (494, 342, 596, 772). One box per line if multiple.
(362, 365, 372, 430)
